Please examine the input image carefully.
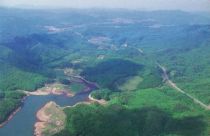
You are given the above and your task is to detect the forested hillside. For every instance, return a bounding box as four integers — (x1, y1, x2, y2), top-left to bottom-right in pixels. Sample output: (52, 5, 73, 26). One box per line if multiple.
(0, 8, 210, 135)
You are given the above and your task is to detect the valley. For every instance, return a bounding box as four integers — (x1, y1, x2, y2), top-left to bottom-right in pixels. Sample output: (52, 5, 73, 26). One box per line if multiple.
(0, 8, 210, 136)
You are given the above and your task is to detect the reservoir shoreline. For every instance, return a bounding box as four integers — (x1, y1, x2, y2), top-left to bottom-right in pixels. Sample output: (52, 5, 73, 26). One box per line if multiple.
(0, 77, 98, 135)
(0, 90, 74, 128)
(0, 96, 27, 128)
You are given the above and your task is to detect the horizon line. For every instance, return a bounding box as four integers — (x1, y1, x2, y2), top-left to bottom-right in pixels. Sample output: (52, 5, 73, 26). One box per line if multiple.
(0, 6, 209, 13)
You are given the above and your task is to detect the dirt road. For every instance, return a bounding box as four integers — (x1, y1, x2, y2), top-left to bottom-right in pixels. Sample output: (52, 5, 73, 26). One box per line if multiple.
(158, 63, 210, 110)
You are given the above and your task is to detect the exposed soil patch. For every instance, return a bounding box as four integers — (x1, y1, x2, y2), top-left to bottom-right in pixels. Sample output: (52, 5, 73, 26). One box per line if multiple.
(34, 101, 66, 136)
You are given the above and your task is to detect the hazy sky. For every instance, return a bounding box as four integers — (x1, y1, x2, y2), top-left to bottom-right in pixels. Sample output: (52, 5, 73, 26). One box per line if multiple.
(1, 0, 210, 11)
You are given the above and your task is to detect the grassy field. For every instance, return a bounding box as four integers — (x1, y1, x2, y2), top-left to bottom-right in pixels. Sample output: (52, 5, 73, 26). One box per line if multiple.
(116, 76, 143, 91)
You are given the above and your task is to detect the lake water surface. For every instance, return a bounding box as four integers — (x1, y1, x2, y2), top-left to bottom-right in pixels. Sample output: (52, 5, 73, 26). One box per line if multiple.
(0, 93, 89, 136)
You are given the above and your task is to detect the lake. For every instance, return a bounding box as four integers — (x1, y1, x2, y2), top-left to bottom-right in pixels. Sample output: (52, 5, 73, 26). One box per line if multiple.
(0, 93, 89, 136)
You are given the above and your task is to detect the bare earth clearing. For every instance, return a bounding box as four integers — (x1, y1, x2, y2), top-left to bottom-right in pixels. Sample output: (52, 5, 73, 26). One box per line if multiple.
(88, 94, 107, 105)
(34, 101, 66, 136)
(24, 83, 74, 97)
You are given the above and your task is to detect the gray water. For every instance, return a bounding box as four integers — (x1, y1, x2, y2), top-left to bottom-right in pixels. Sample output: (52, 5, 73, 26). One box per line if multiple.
(0, 93, 89, 136)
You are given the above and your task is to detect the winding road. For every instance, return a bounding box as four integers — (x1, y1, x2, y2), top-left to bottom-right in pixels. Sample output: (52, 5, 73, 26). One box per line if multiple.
(157, 63, 210, 110)
(130, 45, 210, 110)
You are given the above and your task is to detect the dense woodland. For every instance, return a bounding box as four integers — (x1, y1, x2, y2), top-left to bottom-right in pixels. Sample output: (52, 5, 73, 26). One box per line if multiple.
(55, 104, 206, 136)
(0, 92, 25, 123)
